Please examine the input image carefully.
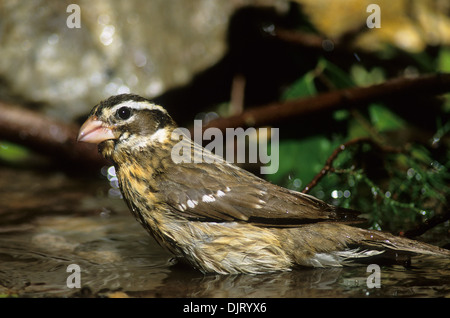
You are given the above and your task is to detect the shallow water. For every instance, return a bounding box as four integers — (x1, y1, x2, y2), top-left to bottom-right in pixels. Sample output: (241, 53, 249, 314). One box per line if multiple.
(0, 166, 449, 298)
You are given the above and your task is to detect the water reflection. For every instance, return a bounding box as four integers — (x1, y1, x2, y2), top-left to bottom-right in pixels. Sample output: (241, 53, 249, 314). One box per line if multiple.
(0, 167, 449, 297)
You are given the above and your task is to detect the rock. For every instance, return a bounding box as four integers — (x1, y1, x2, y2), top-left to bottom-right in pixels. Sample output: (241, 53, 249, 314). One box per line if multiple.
(0, 0, 288, 121)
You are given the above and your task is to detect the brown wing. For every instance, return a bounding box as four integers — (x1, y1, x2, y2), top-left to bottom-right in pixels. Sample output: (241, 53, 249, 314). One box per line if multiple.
(157, 158, 362, 227)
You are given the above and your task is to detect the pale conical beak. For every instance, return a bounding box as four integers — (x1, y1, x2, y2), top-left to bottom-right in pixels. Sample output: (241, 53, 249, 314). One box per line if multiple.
(77, 117, 116, 144)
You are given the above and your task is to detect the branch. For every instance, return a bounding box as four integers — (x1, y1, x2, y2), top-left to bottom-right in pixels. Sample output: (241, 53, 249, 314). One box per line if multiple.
(0, 101, 108, 170)
(401, 209, 450, 239)
(1, 73, 450, 170)
(274, 28, 326, 51)
(301, 137, 403, 193)
(203, 73, 450, 131)
(303, 136, 450, 238)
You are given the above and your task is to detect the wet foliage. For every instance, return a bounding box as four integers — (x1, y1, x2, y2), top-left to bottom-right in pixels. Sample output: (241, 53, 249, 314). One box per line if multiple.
(266, 53, 450, 236)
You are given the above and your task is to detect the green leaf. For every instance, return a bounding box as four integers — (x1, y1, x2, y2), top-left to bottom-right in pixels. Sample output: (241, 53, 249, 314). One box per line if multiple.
(281, 71, 317, 100)
(368, 103, 405, 131)
(0, 141, 30, 162)
(265, 136, 342, 187)
(350, 64, 385, 86)
(437, 47, 450, 72)
(333, 109, 350, 121)
(319, 58, 355, 89)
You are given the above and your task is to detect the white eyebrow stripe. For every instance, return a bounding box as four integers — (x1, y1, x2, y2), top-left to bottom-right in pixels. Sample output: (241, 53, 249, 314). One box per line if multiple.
(110, 100, 167, 113)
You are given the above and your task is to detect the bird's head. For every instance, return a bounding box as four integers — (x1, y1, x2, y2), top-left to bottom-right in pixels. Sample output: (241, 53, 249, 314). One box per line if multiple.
(77, 94, 176, 160)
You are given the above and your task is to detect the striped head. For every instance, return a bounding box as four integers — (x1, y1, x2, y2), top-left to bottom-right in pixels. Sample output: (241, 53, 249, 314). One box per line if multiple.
(78, 94, 176, 160)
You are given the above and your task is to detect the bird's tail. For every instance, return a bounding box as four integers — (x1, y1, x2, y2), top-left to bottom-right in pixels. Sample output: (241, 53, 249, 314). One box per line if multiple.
(358, 228, 450, 258)
(287, 223, 450, 268)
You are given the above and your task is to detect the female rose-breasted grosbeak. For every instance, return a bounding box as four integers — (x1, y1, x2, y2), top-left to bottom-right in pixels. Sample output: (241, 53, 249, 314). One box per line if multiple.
(78, 94, 450, 274)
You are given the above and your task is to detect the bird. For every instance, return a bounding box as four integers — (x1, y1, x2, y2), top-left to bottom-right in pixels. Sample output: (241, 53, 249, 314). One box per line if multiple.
(77, 93, 450, 274)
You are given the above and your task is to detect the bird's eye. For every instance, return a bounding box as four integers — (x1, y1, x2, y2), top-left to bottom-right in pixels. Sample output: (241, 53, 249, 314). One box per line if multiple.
(116, 107, 132, 120)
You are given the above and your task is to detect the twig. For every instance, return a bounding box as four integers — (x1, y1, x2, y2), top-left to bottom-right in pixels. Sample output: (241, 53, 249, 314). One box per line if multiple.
(230, 73, 246, 115)
(203, 73, 450, 132)
(304, 137, 450, 237)
(1, 74, 450, 170)
(401, 209, 450, 238)
(0, 101, 108, 170)
(274, 28, 326, 51)
(302, 137, 403, 193)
